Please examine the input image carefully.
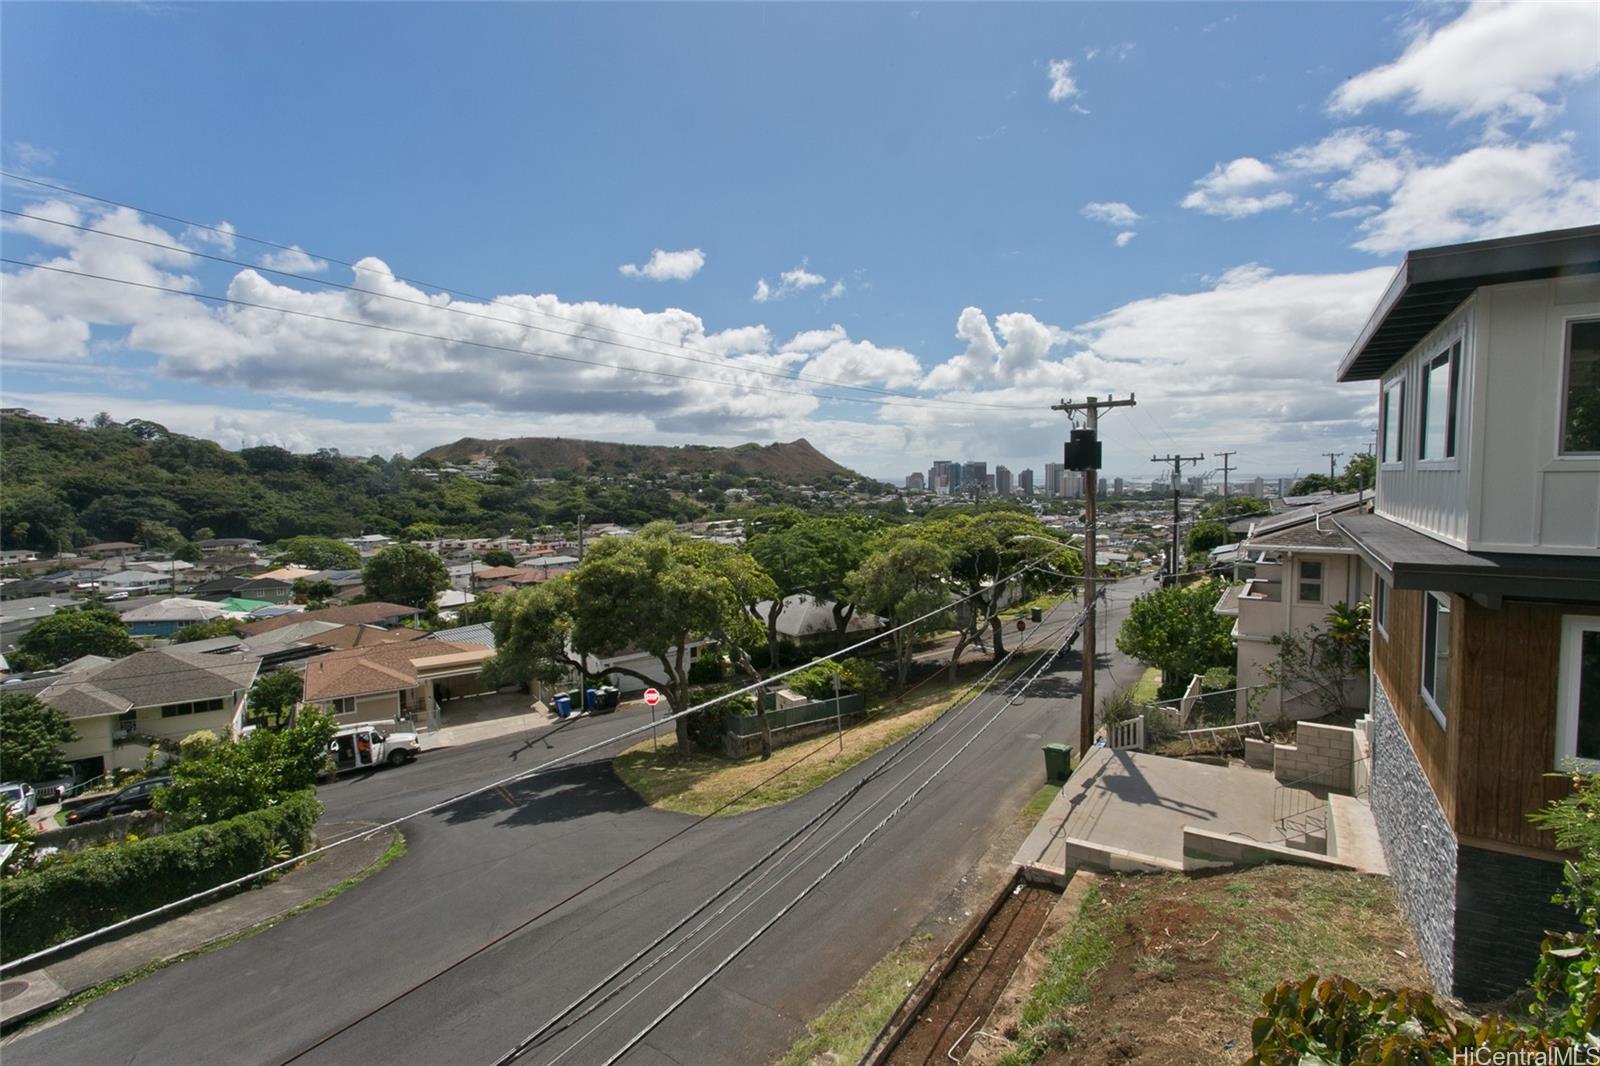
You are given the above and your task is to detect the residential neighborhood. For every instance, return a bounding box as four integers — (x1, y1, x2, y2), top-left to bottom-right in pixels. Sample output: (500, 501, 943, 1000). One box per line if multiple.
(1, 4, 1597, 1065)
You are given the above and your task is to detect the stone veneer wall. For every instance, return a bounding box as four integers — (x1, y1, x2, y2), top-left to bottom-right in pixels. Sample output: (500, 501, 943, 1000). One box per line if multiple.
(1369, 682, 1457, 994)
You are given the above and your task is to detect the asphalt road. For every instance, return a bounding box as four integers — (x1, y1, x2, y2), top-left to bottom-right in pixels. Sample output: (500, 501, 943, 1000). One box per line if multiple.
(7, 576, 1153, 1066)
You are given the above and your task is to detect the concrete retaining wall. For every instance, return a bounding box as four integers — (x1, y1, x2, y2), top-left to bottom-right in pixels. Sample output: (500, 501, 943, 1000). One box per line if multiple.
(1181, 826, 1354, 872)
(35, 809, 166, 852)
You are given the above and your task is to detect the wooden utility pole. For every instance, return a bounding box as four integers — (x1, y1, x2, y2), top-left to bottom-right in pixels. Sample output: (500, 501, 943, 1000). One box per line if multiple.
(1322, 451, 1344, 481)
(1152, 453, 1206, 587)
(1052, 393, 1136, 763)
(1215, 450, 1237, 545)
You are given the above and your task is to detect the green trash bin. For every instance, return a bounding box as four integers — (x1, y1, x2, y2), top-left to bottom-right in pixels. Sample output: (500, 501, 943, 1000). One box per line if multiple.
(1042, 742, 1073, 783)
(1030, 607, 1043, 623)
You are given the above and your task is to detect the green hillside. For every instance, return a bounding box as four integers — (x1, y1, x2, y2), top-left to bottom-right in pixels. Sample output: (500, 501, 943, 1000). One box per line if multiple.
(421, 435, 858, 481)
(0, 415, 858, 551)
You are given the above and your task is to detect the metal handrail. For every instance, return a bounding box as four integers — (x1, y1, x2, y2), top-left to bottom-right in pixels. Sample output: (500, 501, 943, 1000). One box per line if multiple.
(1271, 753, 1370, 841)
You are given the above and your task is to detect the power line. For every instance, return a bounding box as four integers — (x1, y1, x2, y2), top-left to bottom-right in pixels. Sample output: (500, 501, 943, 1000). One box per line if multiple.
(0, 557, 1049, 977)
(0, 259, 992, 413)
(0, 208, 1031, 413)
(568, 615, 1086, 1066)
(0, 174, 1034, 412)
(279, 575, 1081, 1066)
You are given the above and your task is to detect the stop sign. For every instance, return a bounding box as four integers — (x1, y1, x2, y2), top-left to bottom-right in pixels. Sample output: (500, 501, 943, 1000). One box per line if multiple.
(643, 688, 661, 707)
(1016, 619, 1027, 633)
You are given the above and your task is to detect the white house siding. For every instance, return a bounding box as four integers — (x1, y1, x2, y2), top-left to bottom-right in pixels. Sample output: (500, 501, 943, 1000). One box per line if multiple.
(1472, 275, 1600, 554)
(1375, 301, 1476, 549)
(1379, 277, 1600, 555)
(60, 716, 115, 766)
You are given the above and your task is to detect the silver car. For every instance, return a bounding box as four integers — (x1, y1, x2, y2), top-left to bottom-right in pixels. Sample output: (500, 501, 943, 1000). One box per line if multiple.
(1, 782, 37, 817)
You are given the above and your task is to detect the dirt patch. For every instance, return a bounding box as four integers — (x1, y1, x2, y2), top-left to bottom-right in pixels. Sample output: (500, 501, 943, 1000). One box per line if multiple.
(1019, 865, 1429, 1066)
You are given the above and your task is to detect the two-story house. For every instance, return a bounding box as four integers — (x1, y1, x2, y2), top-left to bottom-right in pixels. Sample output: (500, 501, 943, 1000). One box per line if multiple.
(1331, 224, 1600, 1002)
(1214, 493, 1373, 722)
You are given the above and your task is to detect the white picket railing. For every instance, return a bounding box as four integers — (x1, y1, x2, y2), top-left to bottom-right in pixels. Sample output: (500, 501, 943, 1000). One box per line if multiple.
(1108, 715, 1145, 751)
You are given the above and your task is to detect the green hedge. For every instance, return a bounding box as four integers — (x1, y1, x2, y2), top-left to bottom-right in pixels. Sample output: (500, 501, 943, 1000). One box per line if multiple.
(0, 790, 321, 962)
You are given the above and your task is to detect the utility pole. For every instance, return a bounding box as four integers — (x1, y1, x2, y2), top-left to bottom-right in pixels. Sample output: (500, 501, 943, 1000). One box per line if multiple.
(1322, 451, 1344, 481)
(1052, 393, 1136, 764)
(1152, 453, 1206, 588)
(1215, 450, 1236, 544)
(577, 513, 586, 561)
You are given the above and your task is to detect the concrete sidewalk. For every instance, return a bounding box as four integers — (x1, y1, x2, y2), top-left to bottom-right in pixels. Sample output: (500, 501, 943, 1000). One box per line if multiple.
(0, 821, 399, 1033)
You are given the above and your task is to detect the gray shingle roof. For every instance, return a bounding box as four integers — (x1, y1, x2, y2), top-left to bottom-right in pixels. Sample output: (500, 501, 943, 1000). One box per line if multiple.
(39, 647, 260, 719)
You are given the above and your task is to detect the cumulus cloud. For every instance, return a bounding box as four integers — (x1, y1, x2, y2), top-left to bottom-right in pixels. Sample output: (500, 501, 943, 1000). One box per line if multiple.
(1082, 201, 1141, 227)
(1114, 231, 1136, 248)
(1280, 127, 1414, 203)
(1330, 1, 1600, 130)
(752, 260, 831, 302)
(619, 247, 706, 281)
(1181, 158, 1295, 217)
(1046, 59, 1080, 102)
(1352, 140, 1600, 254)
(259, 245, 327, 275)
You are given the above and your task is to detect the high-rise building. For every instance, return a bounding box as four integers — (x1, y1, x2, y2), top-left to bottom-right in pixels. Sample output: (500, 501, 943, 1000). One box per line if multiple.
(1067, 471, 1084, 498)
(1017, 468, 1034, 497)
(1277, 477, 1296, 497)
(961, 461, 987, 496)
(995, 465, 1013, 496)
(1097, 477, 1108, 496)
(929, 460, 955, 495)
(906, 472, 925, 492)
(1187, 476, 1206, 495)
(1247, 477, 1266, 498)
(1113, 477, 1124, 496)
(949, 463, 963, 493)
(1044, 462, 1064, 498)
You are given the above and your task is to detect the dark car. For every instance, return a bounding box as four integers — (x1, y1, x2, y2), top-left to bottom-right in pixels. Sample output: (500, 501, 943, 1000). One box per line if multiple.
(64, 776, 171, 824)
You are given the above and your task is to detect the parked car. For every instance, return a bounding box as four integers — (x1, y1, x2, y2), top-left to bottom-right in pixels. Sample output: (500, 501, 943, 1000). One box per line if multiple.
(327, 724, 420, 774)
(1, 782, 36, 817)
(64, 776, 171, 824)
(30, 771, 76, 804)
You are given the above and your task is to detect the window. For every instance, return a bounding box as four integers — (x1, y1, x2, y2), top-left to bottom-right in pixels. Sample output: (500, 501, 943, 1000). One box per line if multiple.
(330, 697, 356, 716)
(159, 697, 226, 719)
(1422, 592, 1451, 726)
(1420, 342, 1459, 460)
(1556, 616, 1600, 770)
(1381, 379, 1405, 463)
(1373, 578, 1388, 639)
(1298, 560, 1323, 603)
(1563, 320, 1600, 455)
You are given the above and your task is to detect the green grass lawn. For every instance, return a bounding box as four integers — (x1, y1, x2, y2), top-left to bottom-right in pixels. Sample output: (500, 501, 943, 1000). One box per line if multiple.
(1131, 666, 1162, 704)
(771, 937, 935, 1066)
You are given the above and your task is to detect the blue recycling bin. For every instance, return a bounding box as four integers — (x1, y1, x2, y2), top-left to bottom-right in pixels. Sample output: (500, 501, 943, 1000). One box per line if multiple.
(553, 694, 573, 718)
(585, 687, 599, 710)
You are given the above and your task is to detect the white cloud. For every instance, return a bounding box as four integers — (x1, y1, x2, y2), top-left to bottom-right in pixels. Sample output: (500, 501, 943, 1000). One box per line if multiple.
(258, 245, 327, 275)
(618, 247, 706, 281)
(184, 221, 237, 255)
(1046, 59, 1080, 103)
(752, 260, 830, 302)
(922, 308, 1072, 390)
(1330, 1, 1600, 129)
(1181, 158, 1295, 217)
(1114, 231, 1137, 248)
(824, 280, 846, 302)
(8, 142, 57, 168)
(1082, 201, 1141, 227)
(1352, 140, 1600, 254)
(1280, 127, 1414, 203)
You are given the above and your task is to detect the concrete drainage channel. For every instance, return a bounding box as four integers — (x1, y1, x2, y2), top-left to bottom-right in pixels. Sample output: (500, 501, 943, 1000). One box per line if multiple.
(860, 872, 1059, 1066)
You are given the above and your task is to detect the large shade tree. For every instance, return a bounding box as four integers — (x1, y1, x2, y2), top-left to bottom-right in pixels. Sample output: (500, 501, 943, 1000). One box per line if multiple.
(0, 693, 78, 783)
(745, 513, 877, 666)
(362, 543, 449, 609)
(12, 606, 139, 670)
(1115, 577, 1237, 699)
(906, 510, 1080, 672)
(845, 538, 953, 690)
(494, 523, 777, 754)
(272, 536, 361, 571)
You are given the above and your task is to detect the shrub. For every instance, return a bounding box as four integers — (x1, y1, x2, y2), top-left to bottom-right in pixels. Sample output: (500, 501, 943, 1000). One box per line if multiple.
(178, 729, 220, 762)
(687, 655, 725, 685)
(784, 658, 884, 703)
(156, 708, 336, 829)
(0, 790, 321, 962)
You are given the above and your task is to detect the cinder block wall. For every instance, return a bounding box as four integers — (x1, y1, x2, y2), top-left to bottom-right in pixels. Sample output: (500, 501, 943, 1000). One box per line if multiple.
(1272, 721, 1357, 790)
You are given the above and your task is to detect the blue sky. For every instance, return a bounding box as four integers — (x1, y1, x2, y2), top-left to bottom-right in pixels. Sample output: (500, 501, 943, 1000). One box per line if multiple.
(2, 2, 1597, 481)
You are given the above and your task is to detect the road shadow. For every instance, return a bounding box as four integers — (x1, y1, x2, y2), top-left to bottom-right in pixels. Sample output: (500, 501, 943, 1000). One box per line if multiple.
(438, 761, 645, 828)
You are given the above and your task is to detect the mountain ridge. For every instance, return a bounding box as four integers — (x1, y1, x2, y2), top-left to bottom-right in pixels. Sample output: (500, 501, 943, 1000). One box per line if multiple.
(420, 435, 860, 482)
